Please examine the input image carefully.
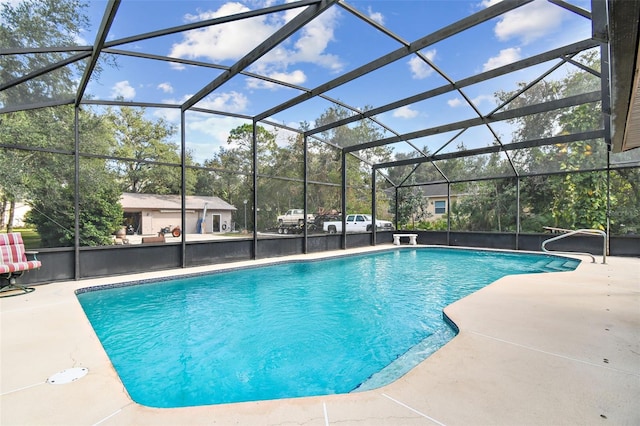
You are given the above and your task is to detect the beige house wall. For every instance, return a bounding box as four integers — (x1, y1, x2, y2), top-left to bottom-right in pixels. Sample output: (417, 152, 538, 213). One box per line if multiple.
(423, 195, 461, 221)
(132, 209, 234, 235)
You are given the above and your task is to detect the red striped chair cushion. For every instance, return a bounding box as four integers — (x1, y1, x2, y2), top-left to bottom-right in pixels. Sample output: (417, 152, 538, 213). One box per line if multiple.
(0, 261, 41, 274)
(0, 233, 41, 274)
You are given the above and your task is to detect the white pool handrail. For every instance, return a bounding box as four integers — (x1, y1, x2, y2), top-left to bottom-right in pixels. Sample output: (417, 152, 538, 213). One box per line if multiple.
(541, 227, 607, 264)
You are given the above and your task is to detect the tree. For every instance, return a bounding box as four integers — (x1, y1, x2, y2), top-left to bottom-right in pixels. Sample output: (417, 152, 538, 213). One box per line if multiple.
(1, 0, 86, 233)
(0, 0, 92, 106)
(0, 148, 27, 232)
(0, 106, 124, 247)
(26, 155, 123, 247)
(313, 105, 392, 216)
(395, 187, 429, 229)
(106, 105, 196, 195)
(1, 0, 122, 246)
(609, 157, 640, 234)
(496, 53, 615, 232)
(195, 123, 277, 230)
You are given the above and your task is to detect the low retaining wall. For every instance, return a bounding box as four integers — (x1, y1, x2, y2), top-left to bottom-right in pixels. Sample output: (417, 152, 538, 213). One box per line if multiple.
(16, 232, 639, 286)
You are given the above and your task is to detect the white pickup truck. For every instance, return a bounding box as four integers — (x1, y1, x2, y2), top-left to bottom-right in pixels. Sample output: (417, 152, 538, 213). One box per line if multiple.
(277, 209, 315, 226)
(323, 214, 394, 233)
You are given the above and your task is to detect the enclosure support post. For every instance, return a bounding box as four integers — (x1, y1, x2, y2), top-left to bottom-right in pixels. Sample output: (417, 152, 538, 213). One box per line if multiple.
(446, 183, 451, 246)
(252, 121, 258, 259)
(606, 151, 611, 255)
(303, 135, 308, 254)
(394, 187, 399, 232)
(592, 0, 611, 256)
(341, 150, 347, 250)
(592, 0, 611, 148)
(516, 177, 521, 250)
(180, 111, 187, 268)
(74, 107, 80, 280)
(371, 167, 377, 246)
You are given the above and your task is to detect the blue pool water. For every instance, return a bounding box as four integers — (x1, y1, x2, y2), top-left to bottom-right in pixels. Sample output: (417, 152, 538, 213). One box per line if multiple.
(77, 248, 579, 408)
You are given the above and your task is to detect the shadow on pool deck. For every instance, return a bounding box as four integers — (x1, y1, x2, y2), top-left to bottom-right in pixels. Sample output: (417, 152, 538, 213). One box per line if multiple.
(1, 246, 639, 425)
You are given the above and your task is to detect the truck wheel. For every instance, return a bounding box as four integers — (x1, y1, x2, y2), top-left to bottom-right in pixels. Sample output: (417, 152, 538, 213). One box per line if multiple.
(328, 225, 336, 234)
(278, 227, 283, 234)
(283, 227, 289, 234)
(298, 219, 305, 226)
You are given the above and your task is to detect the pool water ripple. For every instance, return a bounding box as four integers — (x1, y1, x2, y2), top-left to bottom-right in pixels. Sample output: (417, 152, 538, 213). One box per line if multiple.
(77, 248, 578, 407)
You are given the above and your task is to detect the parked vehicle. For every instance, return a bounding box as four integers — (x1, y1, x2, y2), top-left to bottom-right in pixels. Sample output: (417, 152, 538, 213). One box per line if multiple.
(323, 214, 394, 233)
(313, 213, 342, 229)
(277, 209, 315, 226)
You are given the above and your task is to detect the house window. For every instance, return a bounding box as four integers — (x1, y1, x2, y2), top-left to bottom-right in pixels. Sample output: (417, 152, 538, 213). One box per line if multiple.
(434, 200, 446, 214)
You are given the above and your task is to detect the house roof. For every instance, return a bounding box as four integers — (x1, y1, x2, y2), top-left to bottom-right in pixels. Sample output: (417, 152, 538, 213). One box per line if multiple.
(383, 183, 466, 198)
(421, 183, 450, 198)
(121, 193, 236, 211)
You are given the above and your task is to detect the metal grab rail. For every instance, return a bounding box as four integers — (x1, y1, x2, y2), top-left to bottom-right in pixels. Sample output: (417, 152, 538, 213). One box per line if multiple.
(541, 228, 607, 264)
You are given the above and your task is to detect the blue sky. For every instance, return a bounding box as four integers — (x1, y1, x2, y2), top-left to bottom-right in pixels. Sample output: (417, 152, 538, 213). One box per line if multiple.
(10, 0, 596, 163)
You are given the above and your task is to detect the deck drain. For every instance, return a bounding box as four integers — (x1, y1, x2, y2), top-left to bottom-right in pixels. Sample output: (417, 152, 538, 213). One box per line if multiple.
(47, 367, 88, 384)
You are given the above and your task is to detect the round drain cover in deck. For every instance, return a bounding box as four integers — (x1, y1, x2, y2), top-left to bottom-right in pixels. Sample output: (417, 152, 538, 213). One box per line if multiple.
(47, 367, 88, 384)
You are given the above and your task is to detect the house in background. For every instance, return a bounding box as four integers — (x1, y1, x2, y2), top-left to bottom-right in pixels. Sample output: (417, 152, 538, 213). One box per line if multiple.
(420, 184, 466, 222)
(121, 193, 237, 235)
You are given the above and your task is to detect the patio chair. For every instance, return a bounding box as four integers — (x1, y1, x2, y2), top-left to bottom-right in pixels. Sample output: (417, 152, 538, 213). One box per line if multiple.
(0, 232, 41, 296)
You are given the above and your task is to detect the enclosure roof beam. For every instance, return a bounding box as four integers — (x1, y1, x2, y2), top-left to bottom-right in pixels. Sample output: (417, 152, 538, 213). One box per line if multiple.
(100, 49, 405, 150)
(0, 99, 74, 114)
(255, 0, 533, 123)
(337, 1, 409, 45)
(182, 0, 337, 112)
(547, 0, 592, 19)
(102, 0, 321, 49)
(306, 38, 598, 137)
(75, 0, 120, 107)
(82, 100, 181, 109)
(374, 130, 606, 170)
(0, 52, 90, 92)
(347, 91, 602, 153)
(0, 46, 92, 54)
(83, 99, 260, 123)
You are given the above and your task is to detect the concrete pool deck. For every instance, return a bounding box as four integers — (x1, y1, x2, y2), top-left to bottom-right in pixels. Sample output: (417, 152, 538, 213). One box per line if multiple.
(1, 246, 638, 425)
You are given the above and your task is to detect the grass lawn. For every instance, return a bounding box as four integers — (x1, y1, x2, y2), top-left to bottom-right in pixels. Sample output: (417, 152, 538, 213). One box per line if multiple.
(1, 228, 41, 249)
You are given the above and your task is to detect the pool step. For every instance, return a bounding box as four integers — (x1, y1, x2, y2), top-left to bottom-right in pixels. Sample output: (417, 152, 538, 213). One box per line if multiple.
(535, 258, 580, 272)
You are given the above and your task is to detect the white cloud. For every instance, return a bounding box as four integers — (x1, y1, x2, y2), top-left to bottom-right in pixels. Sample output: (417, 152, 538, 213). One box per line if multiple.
(246, 69, 307, 89)
(188, 115, 247, 150)
(168, 61, 187, 71)
(273, 6, 343, 71)
(174, 92, 248, 114)
(169, 2, 343, 88)
(472, 94, 495, 105)
(111, 81, 135, 99)
(448, 94, 494, 108)
(393, 105, 419, 119)
(170, 3, 261, 62)
(483, 47, 521, 71)
(197, 91, 249, 112)
(368, 6, 384, 25)
(151, 90, 251, 162)
(408, 49, 436, 79)
(485, 0, 565, 44)
(480, 0, 501, 7)
(157, 82, 174, 93)
(154, 91, 248, 123)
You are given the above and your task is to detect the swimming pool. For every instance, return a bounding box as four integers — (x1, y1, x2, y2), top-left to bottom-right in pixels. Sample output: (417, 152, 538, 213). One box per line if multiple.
(76, 247, 579, 408)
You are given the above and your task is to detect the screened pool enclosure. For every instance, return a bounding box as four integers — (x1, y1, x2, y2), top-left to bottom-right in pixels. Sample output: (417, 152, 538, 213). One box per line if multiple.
(1, 0, 639, 283)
